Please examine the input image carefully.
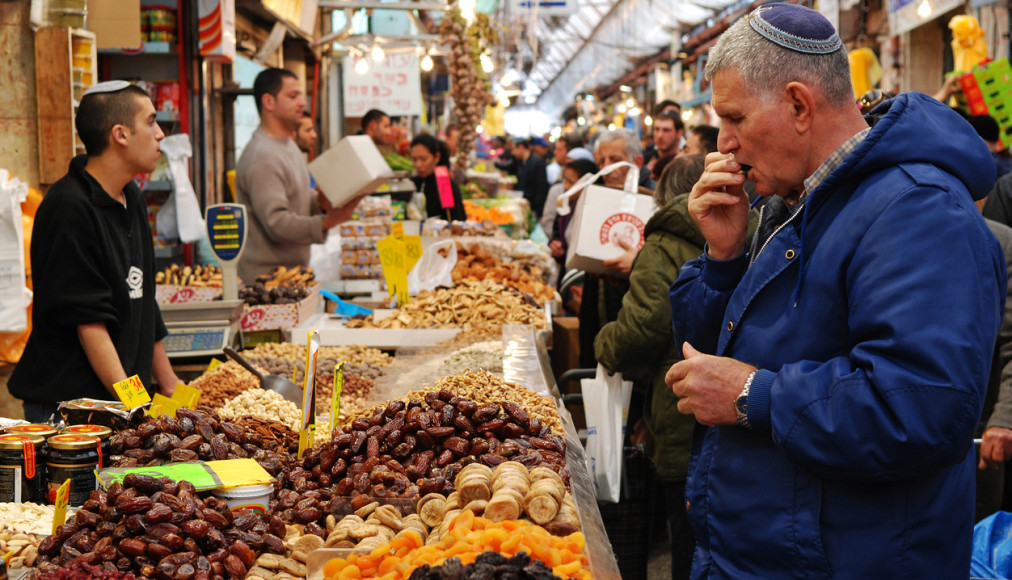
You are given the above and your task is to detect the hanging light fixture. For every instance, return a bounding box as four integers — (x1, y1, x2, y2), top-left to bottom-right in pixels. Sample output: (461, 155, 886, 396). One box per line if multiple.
(459, 0, 476, 22)
(481, 53, 494, 73)
(617, 103, 627, 113)
(917, 0, 932, 18)
(629, 106, 641, 116)
(355, 55, 370, 75)
(625, 97, 635, 108)
(421, 53, 434, 72)
(371, 43, 385, 62)
(644, 115, 653, 126)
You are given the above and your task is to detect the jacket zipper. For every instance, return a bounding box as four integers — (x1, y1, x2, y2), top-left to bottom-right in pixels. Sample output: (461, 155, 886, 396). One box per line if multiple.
(749, 201, 806, 268)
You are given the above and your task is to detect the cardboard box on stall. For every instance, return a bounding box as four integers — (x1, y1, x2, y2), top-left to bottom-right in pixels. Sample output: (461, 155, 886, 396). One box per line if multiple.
(240, 283, 323, 331)
(89, 0, 142, 50)
(308, 135, 394, 208)
(565, 185, 657, 275)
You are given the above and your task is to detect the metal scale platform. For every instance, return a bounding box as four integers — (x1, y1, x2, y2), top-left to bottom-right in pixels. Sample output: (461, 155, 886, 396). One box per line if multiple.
(163, 203, 247, 359)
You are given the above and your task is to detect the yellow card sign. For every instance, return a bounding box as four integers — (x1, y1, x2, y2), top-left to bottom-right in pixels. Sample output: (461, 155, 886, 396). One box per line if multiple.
(403, 235, 423, 273)
(171, 383, 202, 408)
(331, 361, 345, 426)
(52, 479, 70, 534)
(298, 329, 320, 458)
(391, 221, 405, 236)
(149, 394, 182, 418)
(113, 375, 151, 410)
(377, 235, 409, 306)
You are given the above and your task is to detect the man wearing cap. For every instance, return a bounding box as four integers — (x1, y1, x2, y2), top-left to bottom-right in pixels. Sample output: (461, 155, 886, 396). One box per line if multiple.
(664, 4, 1003, 578)
(236, 68, 360, 284)
(513, 137, 551, 217)
(10, 81, 181, 421)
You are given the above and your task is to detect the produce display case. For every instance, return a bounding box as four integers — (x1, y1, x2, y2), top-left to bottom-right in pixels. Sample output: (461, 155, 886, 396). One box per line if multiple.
(240, 283, 324, 332)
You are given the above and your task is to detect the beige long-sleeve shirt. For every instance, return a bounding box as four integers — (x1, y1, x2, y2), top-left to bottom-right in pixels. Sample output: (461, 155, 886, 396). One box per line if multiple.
(236, 128, 326, 283)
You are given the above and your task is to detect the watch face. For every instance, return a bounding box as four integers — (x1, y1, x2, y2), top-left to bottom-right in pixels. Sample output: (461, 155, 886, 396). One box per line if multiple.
(736, 394, 748, 417)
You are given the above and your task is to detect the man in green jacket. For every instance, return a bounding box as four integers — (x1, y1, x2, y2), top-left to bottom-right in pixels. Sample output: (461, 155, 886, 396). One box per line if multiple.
(595, 155, 756, 580)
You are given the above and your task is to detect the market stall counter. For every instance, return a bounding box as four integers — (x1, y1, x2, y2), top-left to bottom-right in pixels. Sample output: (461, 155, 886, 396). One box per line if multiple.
(0, 322, 620, 580)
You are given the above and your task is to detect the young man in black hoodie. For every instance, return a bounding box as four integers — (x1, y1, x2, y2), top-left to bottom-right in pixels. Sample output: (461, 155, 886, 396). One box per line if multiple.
(10, 81, 180, 422)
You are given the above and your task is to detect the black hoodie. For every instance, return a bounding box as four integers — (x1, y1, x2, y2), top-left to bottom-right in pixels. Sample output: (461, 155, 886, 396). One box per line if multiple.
(10, 155, 167, 403)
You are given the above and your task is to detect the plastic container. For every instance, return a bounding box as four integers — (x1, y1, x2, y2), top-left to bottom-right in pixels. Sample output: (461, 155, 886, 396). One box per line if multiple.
(0, 434, 47, 503)
(46, 434, 100, 506)
(211, 483, 274, 514)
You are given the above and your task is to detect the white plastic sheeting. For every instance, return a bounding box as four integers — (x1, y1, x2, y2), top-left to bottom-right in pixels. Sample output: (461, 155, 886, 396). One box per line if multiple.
(525, 0, 739, 117)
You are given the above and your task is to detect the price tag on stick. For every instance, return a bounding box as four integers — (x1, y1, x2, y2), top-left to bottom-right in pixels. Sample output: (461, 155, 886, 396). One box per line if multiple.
(52, 479, 70, 534)
(434, 167, 455, 209)
(331, 362, 345, 428)
(298, 330, 321, 458)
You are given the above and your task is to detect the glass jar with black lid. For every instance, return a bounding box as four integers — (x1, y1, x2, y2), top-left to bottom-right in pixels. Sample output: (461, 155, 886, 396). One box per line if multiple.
(46, 434, 101, 506)
(0, 433, 46, 503)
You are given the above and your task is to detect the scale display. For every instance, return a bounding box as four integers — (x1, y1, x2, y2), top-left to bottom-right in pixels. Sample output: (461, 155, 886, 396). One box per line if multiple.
(206, 204, 246, 262)
(164, 325, 235, 357)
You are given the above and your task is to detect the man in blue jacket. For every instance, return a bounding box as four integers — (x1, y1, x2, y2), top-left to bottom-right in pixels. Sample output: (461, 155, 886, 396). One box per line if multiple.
(665, 4, 1005, 578)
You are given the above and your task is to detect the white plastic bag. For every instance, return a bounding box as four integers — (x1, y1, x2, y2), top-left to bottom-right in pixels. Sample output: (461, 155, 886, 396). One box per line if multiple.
(0, 170, 29, 332)
(582, 363, 633, 503)
(407, 239, 457, 295)
(156, 134, 206, 243)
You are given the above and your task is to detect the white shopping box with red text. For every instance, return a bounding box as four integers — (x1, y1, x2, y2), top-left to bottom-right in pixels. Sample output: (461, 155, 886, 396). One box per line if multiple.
(561, 162, 657, 275)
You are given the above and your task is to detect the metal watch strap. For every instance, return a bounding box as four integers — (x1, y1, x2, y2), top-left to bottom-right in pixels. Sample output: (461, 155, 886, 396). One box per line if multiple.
(736, 370, 757, 428)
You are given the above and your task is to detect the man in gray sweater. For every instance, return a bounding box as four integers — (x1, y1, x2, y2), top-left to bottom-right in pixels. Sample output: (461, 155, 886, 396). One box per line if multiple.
(236, 68, 359, 283)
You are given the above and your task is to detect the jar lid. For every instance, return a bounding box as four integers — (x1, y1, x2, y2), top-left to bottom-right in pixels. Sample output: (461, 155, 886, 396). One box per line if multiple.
(47, 434, 101, 450)
(60, 424, 112, 439)
(0, 434, 46, 450)
(7, 424, 59, 438)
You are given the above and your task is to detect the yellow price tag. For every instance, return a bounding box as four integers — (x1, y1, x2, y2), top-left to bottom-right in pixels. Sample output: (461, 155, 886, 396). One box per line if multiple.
(171, 383, 202, 408)
(403, 235, 423, 273)
(150, 394, 182, 418)
(206, 358, 224, 373)
(146, 404, 163, 418)
(298, 330, 320, 458)
(52, 479, 71, 534)
(331, 362, 345, 427)
(113, 375, 151, 410)
(377, 235, 409, 306)
(392, 222, 405, 236)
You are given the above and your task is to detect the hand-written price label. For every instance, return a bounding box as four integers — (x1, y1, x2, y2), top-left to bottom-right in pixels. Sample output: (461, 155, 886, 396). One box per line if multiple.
(403, 235, 423, 273)
(113, 375, 151, 410)
(377, 235, 410, 306)
(52, 479, 70, 534)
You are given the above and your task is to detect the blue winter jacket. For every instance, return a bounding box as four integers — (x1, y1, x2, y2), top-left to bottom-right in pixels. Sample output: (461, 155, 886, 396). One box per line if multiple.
(669, 92, 1006, 579)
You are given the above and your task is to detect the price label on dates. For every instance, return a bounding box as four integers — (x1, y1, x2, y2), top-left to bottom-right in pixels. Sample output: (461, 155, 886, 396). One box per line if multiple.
(52, 479, 70, 534)
(113, 375, 151, 410)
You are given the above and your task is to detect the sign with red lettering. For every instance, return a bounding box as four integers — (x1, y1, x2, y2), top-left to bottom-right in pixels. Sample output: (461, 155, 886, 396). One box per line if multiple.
(342, 54, 423, 117)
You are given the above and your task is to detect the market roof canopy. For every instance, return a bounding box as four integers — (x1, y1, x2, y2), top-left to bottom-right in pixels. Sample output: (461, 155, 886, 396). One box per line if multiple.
(526, 0, 740, 116)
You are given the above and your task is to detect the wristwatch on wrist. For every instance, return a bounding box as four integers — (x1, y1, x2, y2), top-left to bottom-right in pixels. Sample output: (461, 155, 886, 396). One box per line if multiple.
(735, 371, 757, 428)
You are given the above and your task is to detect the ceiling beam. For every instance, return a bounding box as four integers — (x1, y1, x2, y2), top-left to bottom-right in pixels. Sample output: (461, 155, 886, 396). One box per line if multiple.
(318, 0, 448, 10)
(536, 0, 622, 94)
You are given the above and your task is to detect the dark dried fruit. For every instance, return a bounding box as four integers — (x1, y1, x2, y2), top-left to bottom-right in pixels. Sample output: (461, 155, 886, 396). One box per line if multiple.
(118, 538, 147, 557)
(228, 540, 255, 568)
(116, 495, 153, 515)
(473, 404, 500, 423)
(502, 422, 526, 439)
(144, 504, 174, 524)
(223, 554, 246, 579)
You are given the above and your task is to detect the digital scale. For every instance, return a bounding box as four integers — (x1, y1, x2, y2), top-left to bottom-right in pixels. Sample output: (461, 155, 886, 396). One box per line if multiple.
(163, 204, 247, 359)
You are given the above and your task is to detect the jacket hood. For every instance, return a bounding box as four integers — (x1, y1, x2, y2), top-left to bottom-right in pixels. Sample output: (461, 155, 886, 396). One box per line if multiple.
(830, 91, 995, 200)
(646, 193, 706, 247)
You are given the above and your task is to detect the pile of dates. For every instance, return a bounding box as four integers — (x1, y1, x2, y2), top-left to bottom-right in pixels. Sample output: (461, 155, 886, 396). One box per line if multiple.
(109, 408, 292, 476)
(35, 474, 287, 580)
(290, 390, 569, 504)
